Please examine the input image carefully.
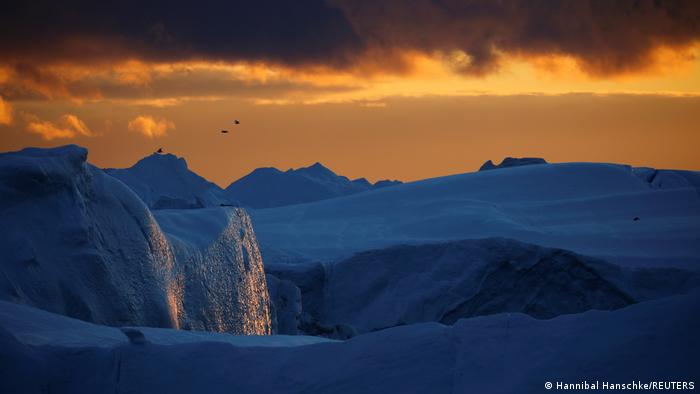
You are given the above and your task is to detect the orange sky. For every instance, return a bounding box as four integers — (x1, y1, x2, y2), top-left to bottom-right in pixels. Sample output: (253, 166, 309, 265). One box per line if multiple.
(2, 3, 700, 186)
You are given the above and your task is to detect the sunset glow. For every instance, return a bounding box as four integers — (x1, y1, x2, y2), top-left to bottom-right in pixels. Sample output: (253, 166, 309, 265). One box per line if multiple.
(2, 1, 699, 185)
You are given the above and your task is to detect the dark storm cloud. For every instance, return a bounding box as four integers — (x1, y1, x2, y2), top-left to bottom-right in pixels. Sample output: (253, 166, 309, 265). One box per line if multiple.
(332, 0, 700, 75)
(1, 0, 700, 75)
(0, 0, 363, 66)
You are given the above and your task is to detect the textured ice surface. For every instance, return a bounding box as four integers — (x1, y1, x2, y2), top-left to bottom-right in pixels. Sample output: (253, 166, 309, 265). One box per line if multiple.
(268, 238, 699, 335)
(0, 146, 270, 334)
(155, 208, 272, 334)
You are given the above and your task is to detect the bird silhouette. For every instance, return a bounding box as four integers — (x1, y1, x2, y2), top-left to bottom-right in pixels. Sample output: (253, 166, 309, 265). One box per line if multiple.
(156, 148, 163, 154)
(234, 120, 240, 125)
(221, 130, 229, 134)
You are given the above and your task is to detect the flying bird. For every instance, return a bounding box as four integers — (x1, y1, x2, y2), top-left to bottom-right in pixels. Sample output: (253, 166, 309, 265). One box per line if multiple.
(234, 120, 240, 125)
(221, 130, 229, 134)
(156, 148, 163, 154)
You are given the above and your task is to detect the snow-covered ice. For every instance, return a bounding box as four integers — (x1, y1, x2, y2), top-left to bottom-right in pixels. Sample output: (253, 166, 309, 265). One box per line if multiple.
(105, 152, 227, 209)
(0, 146, 271, 334)
(225, 161, 402, 209)
(0, 300, 330, 348)
(1, 289, 697, 393)
(267, 238, 699, 336)
(1, 146, 698, 393)
(251, 162, 700, 267)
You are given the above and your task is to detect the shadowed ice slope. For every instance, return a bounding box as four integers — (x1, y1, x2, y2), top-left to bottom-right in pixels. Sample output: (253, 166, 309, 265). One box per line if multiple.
(105, 153, 226, 209)
(0, 146, 270, 334)
(0, 301, 329, 348)
(266, 238, 699, 336)
(251, 162, 700, 267)
(1, 290, 697, 393)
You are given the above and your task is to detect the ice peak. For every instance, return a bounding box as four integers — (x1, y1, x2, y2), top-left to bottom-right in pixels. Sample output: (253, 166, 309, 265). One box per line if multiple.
(295, 162, 336, 178)
(479, 157, 547, 171)
(132, 152, 189, 172)
(9, 144, 87, 163)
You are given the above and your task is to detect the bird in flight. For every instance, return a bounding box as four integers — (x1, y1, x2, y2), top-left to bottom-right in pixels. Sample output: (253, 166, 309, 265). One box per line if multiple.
(234, 120, 240, 125)
(156, 148, 163, 154)
(221, 130, 229, 134)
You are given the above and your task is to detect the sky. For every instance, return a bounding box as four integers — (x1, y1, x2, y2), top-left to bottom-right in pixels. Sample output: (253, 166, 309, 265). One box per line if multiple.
(1, 0, 700, 186)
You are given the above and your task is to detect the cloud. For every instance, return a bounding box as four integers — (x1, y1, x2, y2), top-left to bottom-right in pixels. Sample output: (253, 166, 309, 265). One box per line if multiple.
(0, 1, 698, 77)
(25, 113, 94, 140)
(0, 61, 359, 102)
(0, 1, 699, 108)
(332, 0, 700, 76)
(128, 115, 174, 138)
(62, 114, 91, 136)
(0, 96, 12, 125)
(0, 0, 361, 66)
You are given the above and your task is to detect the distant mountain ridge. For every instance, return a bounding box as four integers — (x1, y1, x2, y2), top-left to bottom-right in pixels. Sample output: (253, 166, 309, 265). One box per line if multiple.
(104, 153, 401, 209)
(224, 162, 402, 209)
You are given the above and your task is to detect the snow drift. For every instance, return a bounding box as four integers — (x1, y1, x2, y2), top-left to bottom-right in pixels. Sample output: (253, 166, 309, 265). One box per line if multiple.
(1, 289, 697, 393)
(0, 300, 328, 349)
(0, 145, 270, 334)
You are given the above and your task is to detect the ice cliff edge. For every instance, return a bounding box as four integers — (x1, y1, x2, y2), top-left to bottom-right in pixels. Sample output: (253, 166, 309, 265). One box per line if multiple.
(0, 145, 270, 334)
